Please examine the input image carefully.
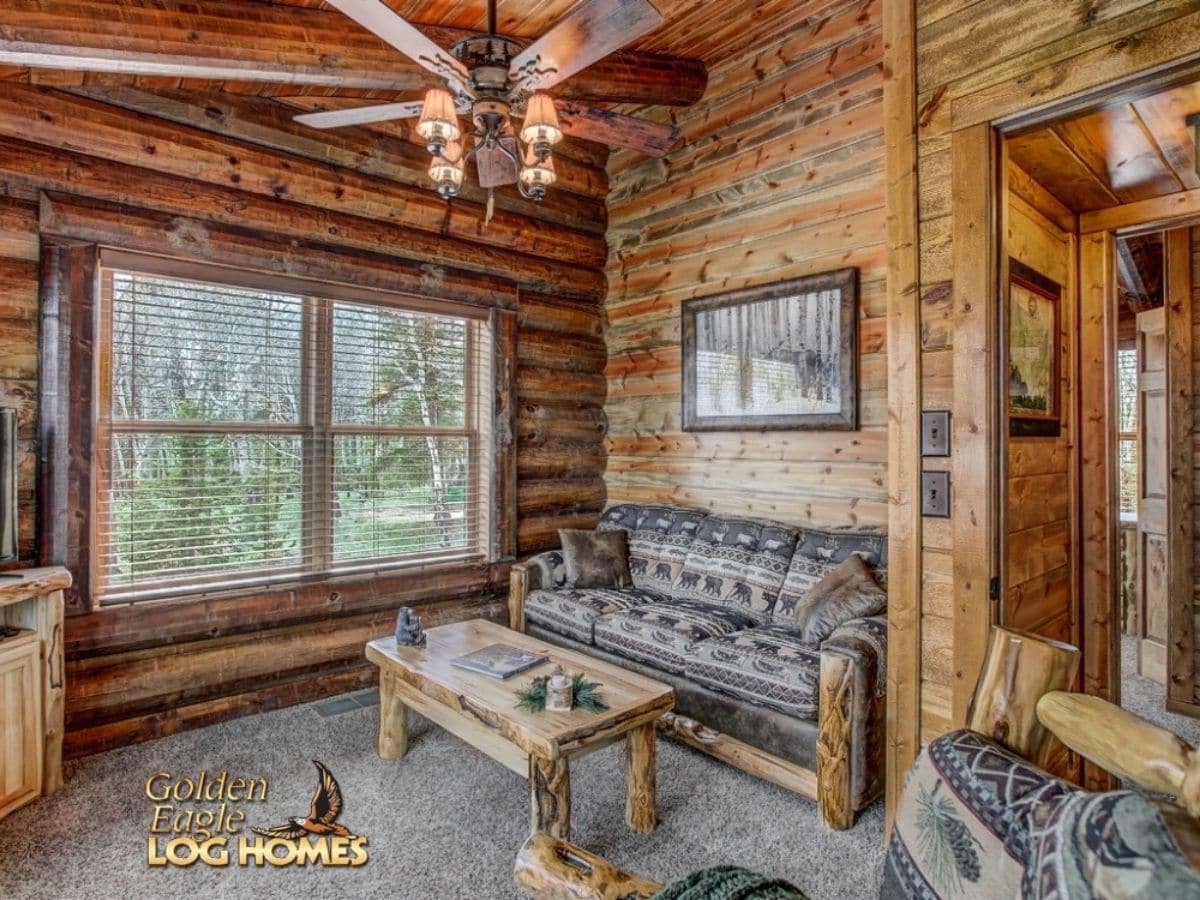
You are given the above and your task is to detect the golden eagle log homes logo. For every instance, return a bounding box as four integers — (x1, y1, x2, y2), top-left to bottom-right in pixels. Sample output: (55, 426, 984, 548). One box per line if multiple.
(146, 760, 368, 867)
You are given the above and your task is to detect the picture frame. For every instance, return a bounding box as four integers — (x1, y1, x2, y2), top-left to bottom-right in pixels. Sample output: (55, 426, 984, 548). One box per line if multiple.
(681, 269, 858, 431)
(1007, 259, 1062, 438)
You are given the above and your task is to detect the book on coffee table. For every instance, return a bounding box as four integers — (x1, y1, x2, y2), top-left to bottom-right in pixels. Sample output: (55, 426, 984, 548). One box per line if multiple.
(451, 642, 549, 680)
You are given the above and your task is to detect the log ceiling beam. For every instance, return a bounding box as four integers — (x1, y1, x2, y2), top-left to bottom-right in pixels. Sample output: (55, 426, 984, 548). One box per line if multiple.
(0, 0, 707, 107)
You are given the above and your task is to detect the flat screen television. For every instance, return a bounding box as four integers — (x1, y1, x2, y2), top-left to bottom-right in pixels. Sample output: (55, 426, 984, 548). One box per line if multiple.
(0, 407, 16, 563)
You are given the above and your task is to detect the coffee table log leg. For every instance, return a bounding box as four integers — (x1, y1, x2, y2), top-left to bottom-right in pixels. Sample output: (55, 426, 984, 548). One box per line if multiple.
(624, 722, 657, 832)
(529, 754, 571, 839)
(378, 669, 408, 761)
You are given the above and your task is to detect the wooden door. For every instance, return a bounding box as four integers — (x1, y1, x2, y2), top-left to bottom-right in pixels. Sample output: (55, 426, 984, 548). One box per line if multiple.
(0, 631, 42, 820)
(1135, 306, 1168, 682)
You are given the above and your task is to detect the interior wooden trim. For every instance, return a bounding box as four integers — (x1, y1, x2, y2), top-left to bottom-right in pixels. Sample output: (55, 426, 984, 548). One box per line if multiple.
(37, 239, 99, 616)
(950, 122, 1001, 723)
(1079, 186, 1200, 234)
(881, 0, 922, 835)
(1165, 227, 1196, 710)
(1077, 230, 1119, 792)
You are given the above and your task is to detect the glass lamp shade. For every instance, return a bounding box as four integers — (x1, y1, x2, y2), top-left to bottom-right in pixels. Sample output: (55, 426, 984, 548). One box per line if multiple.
(429, 144, 464, 198)
(519, 147, 556, 200)
(519, 94, 562, 158)
(416, 88, 461, 154)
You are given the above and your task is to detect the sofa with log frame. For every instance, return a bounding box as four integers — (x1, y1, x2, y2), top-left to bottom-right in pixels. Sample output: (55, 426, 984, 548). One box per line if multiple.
(507, 502, 887, 830)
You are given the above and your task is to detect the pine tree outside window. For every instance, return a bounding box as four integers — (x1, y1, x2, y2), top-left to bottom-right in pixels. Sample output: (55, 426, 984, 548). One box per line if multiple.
(93, 256, 495, 603)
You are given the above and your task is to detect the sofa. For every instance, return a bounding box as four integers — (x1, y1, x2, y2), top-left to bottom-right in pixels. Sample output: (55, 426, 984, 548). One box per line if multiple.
(882, 728, 1200, 898)
(507, 502, 887, 830)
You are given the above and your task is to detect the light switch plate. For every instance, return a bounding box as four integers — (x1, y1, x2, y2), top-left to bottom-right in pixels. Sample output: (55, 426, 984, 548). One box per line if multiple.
(921, 471, 951, 518)
(921, 410, 951, 457)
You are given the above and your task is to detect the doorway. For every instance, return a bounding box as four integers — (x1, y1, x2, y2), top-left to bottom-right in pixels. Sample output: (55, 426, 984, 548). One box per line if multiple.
(996, 80, 1200, 768)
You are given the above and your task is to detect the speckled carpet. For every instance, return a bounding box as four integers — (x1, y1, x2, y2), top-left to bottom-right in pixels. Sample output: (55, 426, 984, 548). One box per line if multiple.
(1121, 634, 1200, 746)
(0, 691, 885, 900)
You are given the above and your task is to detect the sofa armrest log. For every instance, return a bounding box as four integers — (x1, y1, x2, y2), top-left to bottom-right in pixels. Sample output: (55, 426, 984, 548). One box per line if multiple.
(509, 550, 564, 632)
(816, 615, 887, 829)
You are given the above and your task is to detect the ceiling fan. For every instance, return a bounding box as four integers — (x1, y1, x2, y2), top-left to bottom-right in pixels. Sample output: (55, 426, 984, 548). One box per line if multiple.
(295, 0, 680, 202)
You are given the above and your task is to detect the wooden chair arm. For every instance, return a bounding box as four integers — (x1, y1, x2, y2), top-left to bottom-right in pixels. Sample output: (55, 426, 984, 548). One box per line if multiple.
(1037, 691, 1200, 817)
(513, 831, 661, 900)
(509, 562, 541, 632)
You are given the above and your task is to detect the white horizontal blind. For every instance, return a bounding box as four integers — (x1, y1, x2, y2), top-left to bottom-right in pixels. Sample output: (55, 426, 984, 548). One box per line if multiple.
(95, 263, 493, 603)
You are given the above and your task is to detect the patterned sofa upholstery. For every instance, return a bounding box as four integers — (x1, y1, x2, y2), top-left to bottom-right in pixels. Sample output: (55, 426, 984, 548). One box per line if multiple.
(512, 502, 888, 829)
(882, 729, 1200, 898)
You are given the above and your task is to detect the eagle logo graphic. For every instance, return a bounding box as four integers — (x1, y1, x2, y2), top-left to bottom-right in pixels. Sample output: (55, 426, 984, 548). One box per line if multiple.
(252, 760, 354, 839)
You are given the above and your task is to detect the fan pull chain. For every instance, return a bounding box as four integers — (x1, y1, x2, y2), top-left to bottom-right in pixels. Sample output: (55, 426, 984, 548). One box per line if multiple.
(484, 188, 495, 229)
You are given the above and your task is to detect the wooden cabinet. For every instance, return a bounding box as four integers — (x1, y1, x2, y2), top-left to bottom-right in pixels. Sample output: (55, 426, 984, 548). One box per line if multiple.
(0, 629, 42, 819)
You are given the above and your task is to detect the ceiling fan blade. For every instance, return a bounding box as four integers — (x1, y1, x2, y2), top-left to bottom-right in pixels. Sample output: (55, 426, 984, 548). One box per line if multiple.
(509, 0, 663, 93)
(555, 101, 679, 156)
(293, 101, 425, 129)
(324, 0, 470, 92)
(474, 130, 519, 188)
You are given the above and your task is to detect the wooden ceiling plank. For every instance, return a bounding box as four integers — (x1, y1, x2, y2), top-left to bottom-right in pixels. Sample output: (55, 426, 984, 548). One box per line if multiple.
(0, 0, 706, 107)
(1130, 84, 1200, 192)
(1005, 128, 1120, 213)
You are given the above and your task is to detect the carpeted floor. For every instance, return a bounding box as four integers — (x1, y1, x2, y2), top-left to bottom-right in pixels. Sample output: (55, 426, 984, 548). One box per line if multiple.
(1121, 633, 1200, 746)
(0, 691, 885, 899)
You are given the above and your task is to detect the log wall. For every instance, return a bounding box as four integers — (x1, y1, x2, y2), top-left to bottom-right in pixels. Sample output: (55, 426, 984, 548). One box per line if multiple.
(1004, 162, 1077, 646)
(603, 0, 886, 527)
(0, 84, 609, 756)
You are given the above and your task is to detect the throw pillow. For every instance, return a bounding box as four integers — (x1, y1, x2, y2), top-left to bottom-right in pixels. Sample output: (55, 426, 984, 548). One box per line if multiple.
(559, 529, 633, 589)
(792, 553, 886, 644)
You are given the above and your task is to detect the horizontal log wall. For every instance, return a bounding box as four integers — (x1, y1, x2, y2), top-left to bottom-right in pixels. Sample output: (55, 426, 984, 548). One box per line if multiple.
(603, 0, 886, 527)
(0, 84, 609, 756)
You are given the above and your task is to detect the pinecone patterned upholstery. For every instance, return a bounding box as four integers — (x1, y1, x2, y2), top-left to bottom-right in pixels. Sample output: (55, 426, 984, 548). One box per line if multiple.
(881, 729, 1200, 899)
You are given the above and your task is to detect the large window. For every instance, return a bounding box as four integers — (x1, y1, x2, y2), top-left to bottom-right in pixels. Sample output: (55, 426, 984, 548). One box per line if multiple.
(94, 257, 494, 602)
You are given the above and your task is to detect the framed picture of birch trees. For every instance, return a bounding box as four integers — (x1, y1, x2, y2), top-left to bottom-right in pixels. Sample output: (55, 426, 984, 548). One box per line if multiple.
(681, 268, 858, 431)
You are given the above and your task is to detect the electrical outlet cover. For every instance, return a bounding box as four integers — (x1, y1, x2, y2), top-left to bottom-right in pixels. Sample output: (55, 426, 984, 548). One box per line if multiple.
(921, 471, 951, 517)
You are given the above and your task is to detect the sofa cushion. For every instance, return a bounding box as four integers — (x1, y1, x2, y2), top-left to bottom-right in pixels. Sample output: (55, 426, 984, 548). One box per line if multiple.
(685, 624, 822, 721)
(598, 504, 708, 596)
(559, 529, 632, 589)
(774, 527, 887, 621)
(670, 515, 799, 619)
(594, 598, 756, 674)
(793, 554, 887, 644)
(524, 587, 661, 644)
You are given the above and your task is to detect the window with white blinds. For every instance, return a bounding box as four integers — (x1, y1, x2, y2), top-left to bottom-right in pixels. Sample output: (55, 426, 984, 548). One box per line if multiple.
(94, 256, 494, 603)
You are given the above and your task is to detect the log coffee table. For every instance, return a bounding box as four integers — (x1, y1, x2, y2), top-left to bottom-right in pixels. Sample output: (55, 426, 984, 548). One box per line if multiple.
(365, 618, 675, 839)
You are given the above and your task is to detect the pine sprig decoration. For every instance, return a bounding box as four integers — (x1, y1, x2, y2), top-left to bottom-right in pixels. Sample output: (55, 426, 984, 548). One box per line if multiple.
(514, 671, 609, 714)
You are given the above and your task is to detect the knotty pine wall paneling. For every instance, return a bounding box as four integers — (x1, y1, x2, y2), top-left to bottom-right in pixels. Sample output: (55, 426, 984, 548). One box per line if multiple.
(1004, 162, 1077, 647)
(604, 0, 887, 529)
(902, 0, 1200, 777)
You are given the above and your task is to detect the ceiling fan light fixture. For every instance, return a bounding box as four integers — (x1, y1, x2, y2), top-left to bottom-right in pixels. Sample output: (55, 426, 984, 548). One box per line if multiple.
(520, 94, 563, 160)
(519, 146, 556, 201)
(417, 87, 462, 156)
(429, 141, 465, 198)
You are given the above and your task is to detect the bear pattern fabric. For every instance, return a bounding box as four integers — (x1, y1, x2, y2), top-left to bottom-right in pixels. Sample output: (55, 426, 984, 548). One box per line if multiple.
(598, 503, 707, 596)
(685, 624, 822, 720)
(669, 515, 799, 619)
(593, 598, 757, 674)
(524, 586, 661, 644)
(775, 527, 887, 621)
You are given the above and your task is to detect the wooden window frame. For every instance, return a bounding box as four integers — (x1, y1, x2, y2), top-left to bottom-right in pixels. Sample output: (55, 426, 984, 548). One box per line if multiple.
(40, 238, 518, 614)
